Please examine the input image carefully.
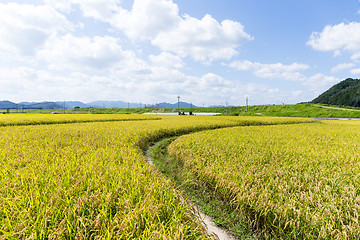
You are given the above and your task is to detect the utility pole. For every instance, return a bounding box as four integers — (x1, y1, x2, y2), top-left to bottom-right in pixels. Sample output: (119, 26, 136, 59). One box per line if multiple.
(246, 97, 248, 112)
(64, 101, 66, 114)
(177, 95, 180, 115)
(226, 101, 228, 116)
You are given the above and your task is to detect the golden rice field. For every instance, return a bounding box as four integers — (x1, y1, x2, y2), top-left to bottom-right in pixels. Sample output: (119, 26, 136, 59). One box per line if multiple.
(0, 115, 312, 239)
(168, 120, 360, 239)
(0, 113, 159, 126)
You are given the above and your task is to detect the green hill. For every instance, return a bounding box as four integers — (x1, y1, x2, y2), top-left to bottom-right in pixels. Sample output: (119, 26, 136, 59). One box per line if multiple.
(311, 78, 360, 107)
(0, 100, 18, 109)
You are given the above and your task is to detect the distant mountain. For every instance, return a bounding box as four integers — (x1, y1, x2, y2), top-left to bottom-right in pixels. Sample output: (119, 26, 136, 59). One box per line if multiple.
(0, 100, 18, 109)
(55, 101, 89, 109)
(87, 101, 142, 108)
(158, 102, 197, 108)
(208, 105, 225, 108)
(24, 102, 63, 109)
(311, 78, 360, 107)
(19, 102, 36, 106)
(0, 100, 197, 109)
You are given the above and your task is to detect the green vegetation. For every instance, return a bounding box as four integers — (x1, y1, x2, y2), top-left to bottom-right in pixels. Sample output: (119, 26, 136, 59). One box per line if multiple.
(6, 102, 360, 118)
(311, 78, 360, 107)
(179, 103, 360, 118)
(237, 103, 360, 118)
(1, 107, 149, 114)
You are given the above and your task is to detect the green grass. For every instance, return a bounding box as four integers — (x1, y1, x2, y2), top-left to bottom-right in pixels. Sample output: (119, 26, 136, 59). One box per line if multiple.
(7, 103, 360, 118)
(186, 103, 360, 118)
(1, 107, 149, 114)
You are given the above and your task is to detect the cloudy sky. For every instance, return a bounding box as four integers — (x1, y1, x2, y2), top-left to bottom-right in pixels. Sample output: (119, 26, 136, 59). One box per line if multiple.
(1, 0, 360, 106)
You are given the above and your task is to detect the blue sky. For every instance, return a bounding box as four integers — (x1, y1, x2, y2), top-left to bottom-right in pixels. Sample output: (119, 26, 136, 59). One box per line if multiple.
(1, 0, 360, 106)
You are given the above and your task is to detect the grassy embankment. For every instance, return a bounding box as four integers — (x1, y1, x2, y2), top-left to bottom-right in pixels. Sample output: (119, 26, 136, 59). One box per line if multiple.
(179, 103, 360, 117)
(6, 103, 360, 118)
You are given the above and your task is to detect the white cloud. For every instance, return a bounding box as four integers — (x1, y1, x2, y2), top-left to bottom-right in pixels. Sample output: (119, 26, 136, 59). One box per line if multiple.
(252, 63, 309, 81)
(38, 34, 136, 70)
(331, 63, 356, 73)
(227, 60, 256, 70)
(70, 0, 122, 22)
(0, 1, 334, 105)
(229, 60, 309, 81)
(228, 60, 338, 92)
(147, 67, 186, 85)
(152, 14, 253, 62)
(351, 53, 360, 61)
(0, 3, 72, 56)
(158, 73, 274, 106)
(111, 0, 180, 40)
(197, 73, 232, 90)
(44, 0, 72, 13)
(67, 0, 180, 40)
(0, 67, 36, 89)
(307, 22, 360, 59)
(0, 63, 308, 106)
(149, 52, 183, 69)
(302, 73, 338, 93)
(350, 68, 360, 75)
(70, 0, 252, 63)
(0, 67, 132, 102)
(0, 67, 79, 101)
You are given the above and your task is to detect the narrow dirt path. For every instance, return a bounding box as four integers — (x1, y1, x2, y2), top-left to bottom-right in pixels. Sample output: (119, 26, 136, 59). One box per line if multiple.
(314, 104, 360, 112)
(145, 141, 236, 240)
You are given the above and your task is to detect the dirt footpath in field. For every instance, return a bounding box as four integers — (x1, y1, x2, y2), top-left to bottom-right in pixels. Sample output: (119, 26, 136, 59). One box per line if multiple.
(145, 142, 236, 240)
